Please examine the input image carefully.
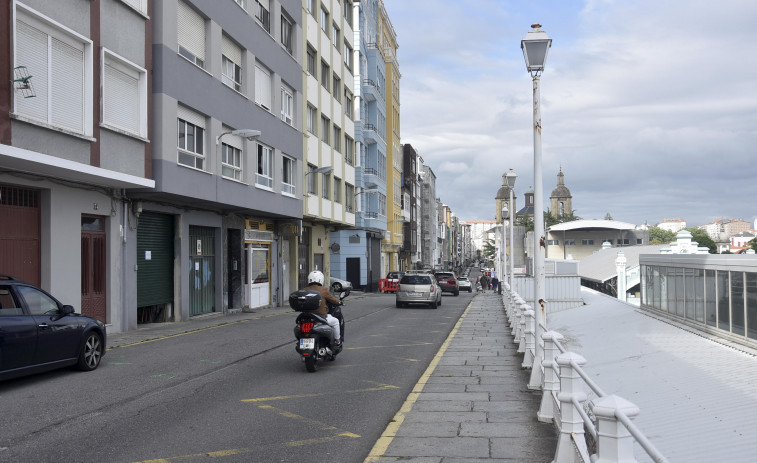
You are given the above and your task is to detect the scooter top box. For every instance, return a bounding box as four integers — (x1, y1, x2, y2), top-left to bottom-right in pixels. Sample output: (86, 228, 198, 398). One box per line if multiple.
(288, 289, 322, 311)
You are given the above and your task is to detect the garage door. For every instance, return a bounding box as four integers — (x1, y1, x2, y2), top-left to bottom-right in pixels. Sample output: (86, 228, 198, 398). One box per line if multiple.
(0, 185, 40, 285)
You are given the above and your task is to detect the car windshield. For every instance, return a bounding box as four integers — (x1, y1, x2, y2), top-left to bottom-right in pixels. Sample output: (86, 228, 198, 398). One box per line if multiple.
(435, 273, 455, 279)
(459, 277, 469, 282)
(400, 275, 432, 285)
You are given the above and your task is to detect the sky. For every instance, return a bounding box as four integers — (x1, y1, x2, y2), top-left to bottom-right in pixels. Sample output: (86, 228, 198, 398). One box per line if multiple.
(381, 0, 757, 228)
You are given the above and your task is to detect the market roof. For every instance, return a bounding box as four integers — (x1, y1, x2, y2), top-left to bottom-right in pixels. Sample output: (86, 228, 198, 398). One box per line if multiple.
(548, 219, 638, 232)
(579, 244, 666, 283)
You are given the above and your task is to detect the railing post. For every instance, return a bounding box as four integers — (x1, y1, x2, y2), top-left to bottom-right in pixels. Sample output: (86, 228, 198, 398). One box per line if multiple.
(554, 352, 591, 463)
(511, 296, 522, 336)
(591, 395, 640, 463)
(517, 307, 529, 353)
(522, 309, 535, 368)
(537, 330, 563, 422)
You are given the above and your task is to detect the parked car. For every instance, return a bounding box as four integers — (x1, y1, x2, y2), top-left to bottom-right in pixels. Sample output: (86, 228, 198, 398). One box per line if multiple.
(458, 276, 473, 293)
(434, 271, 460, 296)
(329, 276, 353, 294)
(386, 271, 405, 281)
(0, 275, 106, 381)
(396, 273, 442, 309)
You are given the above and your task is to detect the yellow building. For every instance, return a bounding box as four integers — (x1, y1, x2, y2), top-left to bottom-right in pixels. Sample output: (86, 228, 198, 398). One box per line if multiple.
(378, 1, 402, 275)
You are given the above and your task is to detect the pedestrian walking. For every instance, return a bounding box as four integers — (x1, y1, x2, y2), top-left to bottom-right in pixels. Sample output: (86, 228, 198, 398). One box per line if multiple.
(479, 274, 489, 293)
(491, 276, 499, 294)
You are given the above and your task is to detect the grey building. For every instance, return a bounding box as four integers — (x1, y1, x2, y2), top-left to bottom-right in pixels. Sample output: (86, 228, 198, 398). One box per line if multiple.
(419, 165, 438, 269)
(127, 0, 304, 329)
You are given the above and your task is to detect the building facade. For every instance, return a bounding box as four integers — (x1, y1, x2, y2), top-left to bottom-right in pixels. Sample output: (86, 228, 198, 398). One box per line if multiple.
(419, 164, 438, 269)
(301, 0, 356, 288)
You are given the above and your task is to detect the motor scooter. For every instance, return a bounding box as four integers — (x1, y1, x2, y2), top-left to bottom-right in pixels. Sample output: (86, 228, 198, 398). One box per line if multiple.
(289, 290, 347, 372)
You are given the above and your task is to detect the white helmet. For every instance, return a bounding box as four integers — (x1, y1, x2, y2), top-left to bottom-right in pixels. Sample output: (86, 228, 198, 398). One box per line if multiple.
(307, 270, 325, 286)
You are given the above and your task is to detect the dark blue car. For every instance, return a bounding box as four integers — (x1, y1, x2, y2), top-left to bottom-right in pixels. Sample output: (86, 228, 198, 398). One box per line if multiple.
(0, 275, 106, 381)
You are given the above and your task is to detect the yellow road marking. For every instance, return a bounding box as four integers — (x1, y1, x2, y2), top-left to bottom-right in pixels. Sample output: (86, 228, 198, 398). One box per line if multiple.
(134, 448, 251, 462)
(242, 383, 398, 403)
(363, 299, 474, 463)
(256, 405, 361, 447)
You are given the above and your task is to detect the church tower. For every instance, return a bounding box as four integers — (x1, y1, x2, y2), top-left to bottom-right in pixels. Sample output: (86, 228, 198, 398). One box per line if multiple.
(495, 172, 517, 222)
(550, 168, 572, 219)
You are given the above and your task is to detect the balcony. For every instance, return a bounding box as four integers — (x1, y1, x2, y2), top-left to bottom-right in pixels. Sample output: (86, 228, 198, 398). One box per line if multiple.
(362, 78, 380, 102)
(362, 123, 379, 145)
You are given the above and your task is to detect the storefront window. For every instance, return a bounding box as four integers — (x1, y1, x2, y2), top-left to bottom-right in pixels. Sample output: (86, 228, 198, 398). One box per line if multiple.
(731, 271, 745, 336)
(717, 271, 730, 332)
(747, 272, 757, 340)
(705, 270, 716, 326)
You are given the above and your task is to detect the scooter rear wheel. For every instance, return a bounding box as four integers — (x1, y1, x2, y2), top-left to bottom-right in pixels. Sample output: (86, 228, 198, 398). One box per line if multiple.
(305, 355, 318, 372)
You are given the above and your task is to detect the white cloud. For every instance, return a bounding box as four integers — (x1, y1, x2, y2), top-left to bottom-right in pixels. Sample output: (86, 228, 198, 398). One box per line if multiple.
(383, 0, 757, 227)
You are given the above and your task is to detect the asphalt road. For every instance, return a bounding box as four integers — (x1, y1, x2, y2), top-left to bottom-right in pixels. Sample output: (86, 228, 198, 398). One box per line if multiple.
(0, 288, 475, 463)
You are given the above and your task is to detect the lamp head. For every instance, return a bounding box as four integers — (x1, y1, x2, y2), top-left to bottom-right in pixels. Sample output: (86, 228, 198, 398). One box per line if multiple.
(521, 24, 552, 75)
(231, 129, 262, 140)
(505, 168, 517, 188)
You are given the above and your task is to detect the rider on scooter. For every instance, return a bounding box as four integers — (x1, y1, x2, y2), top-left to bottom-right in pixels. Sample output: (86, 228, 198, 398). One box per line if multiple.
(303, 270, 343, 346)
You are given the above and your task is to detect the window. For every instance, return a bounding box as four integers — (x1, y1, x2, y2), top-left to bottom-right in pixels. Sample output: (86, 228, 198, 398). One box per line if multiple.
(582, 239, 594, 246)
(14, 5, 93, 135)
(565, 239, 576, 246)
(344, 90, 353, 118)
(282, 156, 295, 196)
(177, 0, 205, 67)
(177, 106, 205, 170)
(637, 238, 643, 244)
(378, 193, 387, 216)
(122, 0, 148, 14)
(102, 49, 147, 138)
(333, 74, 341, 102)
(256, 144, 273, 188)
(343, 0, 353, 25)
(221, 127, 243, 181)
(280, 85, 294, 125)
(344, 135, 354, 165)
(281, 14, 293, 54)
(320, 115, 330, 145)
(332, 125, 341, 152)
(320, 7, 329, 32)
(547, 240, 559, 246)
(378, 152, 386, 181)
(255, 64, 272, 110)
(307, 0, 315, 16)
(306, 46, 317, 76)
(16, 285, 58, 316)
(343, 41, 353, 69)
(307, 164, 317, 194)
(306, 105, 317, 135)
(254, 0, 270, 33)
(346, 183, 355, 212)
(221, 35, 242, 92)
(334, 177, 342, 204)
(617, 239, 630, 245)
(332, 23, 340, 46)
(322, 173, 331, 199)
(320, 61, 330, 91)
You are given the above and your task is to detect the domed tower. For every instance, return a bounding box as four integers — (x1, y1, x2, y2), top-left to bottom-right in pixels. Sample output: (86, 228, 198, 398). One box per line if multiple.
(550, 168, 572, 219)
(495, 172, 517, 222)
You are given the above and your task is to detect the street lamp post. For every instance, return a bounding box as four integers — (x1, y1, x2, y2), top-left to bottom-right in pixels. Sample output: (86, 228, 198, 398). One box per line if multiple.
(505, 169, 517, 291)
(501, 204, 508, 295)
(522, 24, 551, 390)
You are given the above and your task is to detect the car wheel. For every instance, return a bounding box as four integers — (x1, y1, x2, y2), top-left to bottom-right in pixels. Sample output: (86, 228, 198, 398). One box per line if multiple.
(468, 288, 472, 293)
(430, 298, 438, 309)
(396, 300, 402, 308)
(438, 296, 442, 306)
(332, 282, 342, 292)
(77, 332, 103, 371)
(455, 290, 460, 296)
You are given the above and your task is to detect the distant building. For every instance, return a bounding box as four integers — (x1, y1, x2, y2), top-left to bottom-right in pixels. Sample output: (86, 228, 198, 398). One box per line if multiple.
(698, 219, 751, 241)
(549, 168, 573, 219)
(656, 218, 687, 233)
(545, 219, 648, 261)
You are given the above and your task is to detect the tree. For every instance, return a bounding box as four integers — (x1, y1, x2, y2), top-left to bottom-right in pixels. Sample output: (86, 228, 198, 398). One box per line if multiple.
(748, 238, 757, 253)
(686, 227, 716, 254)
(482, 238, 496, 265)
(648, 226, 676, 245)
(516, 210, 582, 232)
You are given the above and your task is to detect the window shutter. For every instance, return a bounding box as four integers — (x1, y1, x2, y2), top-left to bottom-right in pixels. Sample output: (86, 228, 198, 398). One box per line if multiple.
(221, 126, 243, 150)
(15, 20, 49, 122)
(177, 105, 205, 128)
(255, 65, 272, 110)
(104, 59, 140, 134)
(177, 1, 205, 61)
(50, 37, 84, 132)
(222, 35, 241, 66)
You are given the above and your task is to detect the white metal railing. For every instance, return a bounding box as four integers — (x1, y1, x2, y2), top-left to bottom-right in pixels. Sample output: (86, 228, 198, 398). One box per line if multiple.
(501, 284, 669, 463)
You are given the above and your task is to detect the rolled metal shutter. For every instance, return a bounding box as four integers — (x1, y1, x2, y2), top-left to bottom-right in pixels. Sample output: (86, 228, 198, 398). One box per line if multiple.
(137, 212, 175, 307)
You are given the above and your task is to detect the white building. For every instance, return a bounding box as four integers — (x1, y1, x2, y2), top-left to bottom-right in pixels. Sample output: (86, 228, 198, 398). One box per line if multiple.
(655, 218, 686, 233)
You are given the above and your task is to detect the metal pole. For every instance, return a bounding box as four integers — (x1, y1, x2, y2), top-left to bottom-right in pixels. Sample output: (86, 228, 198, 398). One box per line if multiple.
(509, 188, 515, 290)
(501, 219, 506, 294)
(529, 73, 546, 389)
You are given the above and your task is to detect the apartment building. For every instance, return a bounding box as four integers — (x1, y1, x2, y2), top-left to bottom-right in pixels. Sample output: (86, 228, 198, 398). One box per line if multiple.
(419, 165, 438, 269)
(400, 144, 420, 270)
(330, 0, 387, 291)
(1, 0, 154, 333)
(378, 0, 400, 276)
(300, 0, 356, 288)
(126, 0, 304, 328)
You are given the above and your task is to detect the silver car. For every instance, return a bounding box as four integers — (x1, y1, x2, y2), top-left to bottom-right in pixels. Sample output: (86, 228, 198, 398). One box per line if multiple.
(329, 276, 353, 294)
(458, 276, 473, 293)
(395, 273, 442, 309)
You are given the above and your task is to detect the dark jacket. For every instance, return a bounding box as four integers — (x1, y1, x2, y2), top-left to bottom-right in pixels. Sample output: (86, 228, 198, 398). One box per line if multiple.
(304, 284, 341, 316)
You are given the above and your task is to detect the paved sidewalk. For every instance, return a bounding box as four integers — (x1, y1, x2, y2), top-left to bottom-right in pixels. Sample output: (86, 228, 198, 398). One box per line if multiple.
(364, 291, 557, 462)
